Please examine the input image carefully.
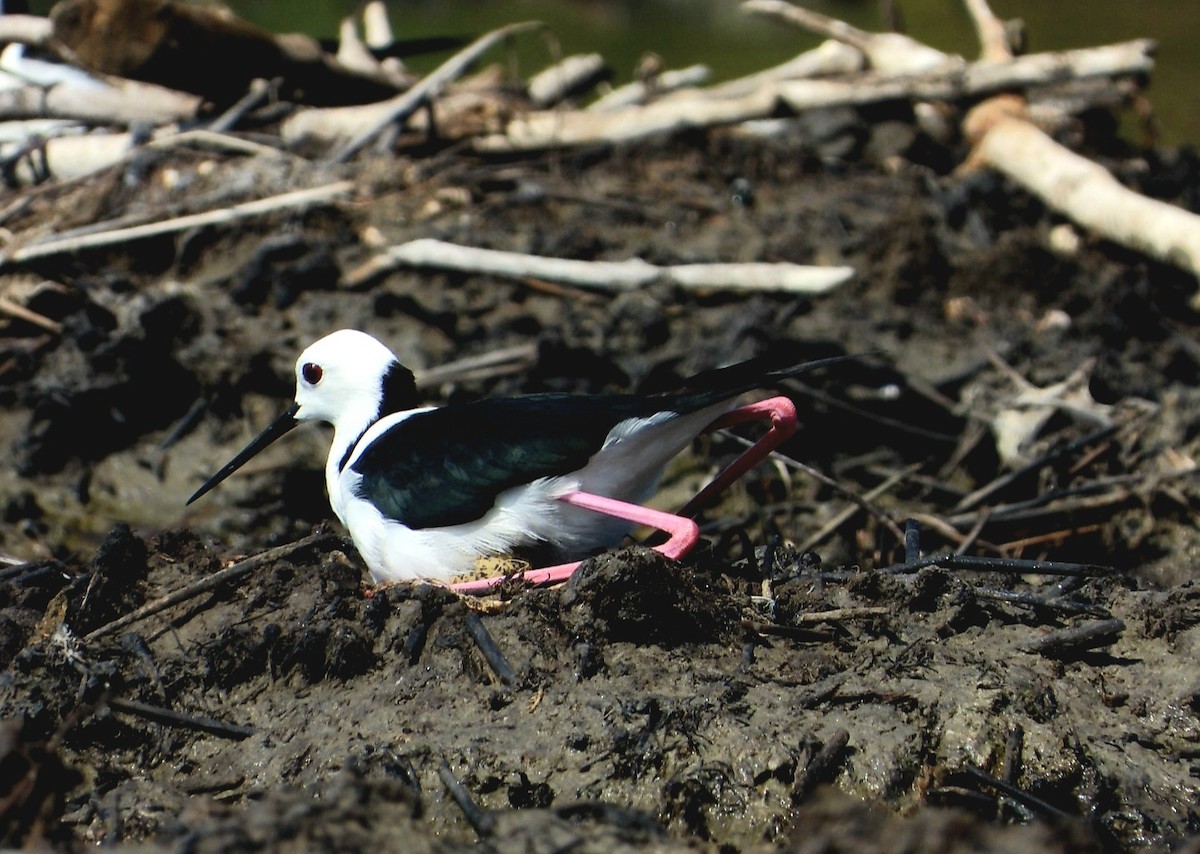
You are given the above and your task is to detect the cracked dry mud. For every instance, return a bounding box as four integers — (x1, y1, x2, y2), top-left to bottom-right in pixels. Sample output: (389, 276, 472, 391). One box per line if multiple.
(2, 110, 1200, 851)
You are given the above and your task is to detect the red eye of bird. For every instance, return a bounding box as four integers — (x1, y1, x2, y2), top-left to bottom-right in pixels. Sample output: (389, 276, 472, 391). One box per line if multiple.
(302, 362, 323, 385)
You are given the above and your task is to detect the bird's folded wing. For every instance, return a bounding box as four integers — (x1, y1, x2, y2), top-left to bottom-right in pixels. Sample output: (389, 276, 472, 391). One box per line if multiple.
(351, 394, 649, 529)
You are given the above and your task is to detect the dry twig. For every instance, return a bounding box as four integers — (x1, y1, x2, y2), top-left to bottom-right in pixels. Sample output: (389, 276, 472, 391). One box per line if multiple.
(329, 20, 542, 162)
(83, 533, 326, 642)
(1, 181, 353, 268)
(371, 238, 853, 295)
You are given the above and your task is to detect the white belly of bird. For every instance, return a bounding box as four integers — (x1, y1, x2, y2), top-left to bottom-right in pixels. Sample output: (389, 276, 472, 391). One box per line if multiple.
(327, 399, 732, 583)
(331, 469, 623, 582)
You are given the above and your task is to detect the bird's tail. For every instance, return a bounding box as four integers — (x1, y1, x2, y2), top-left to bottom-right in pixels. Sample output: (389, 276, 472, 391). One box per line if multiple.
(661, 352, 864, 414)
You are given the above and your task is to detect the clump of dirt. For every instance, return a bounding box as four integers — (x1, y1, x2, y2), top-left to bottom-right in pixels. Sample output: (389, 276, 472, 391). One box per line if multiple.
(1, 78, 1200, 852)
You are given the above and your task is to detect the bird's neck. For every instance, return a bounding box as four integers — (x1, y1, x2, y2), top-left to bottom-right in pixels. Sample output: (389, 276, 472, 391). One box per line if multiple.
(326, 402, 381, 484)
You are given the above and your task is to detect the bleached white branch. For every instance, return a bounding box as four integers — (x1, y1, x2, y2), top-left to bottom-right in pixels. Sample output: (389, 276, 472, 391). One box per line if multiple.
(968, 104, 1200, 306)
(357, 238, 854, 295)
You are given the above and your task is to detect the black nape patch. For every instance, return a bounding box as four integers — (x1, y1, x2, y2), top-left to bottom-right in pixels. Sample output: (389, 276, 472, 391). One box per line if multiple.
(379, 361, 419, 418)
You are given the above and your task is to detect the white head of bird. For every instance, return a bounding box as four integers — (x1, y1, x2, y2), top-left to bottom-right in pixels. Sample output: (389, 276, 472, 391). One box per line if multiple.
(292, 329, 409, 446)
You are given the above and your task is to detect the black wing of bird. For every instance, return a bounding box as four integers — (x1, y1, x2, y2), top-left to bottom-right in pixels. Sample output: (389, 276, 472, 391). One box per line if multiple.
(352, 394, 653, 530)
(353, 353, 855, 530)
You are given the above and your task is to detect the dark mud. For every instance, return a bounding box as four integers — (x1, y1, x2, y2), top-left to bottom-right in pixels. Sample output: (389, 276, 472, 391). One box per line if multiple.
(2, 101, 1200, 851)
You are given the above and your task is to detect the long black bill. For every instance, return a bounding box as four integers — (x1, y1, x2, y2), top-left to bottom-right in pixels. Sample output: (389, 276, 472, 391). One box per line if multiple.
(186, 402, 301, 505)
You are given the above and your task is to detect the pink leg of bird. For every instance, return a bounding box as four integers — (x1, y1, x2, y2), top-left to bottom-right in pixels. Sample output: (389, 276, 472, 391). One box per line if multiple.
(678, 395, 798, 516)
(450, 490, 700, 595)
(451, 395, 797, 595)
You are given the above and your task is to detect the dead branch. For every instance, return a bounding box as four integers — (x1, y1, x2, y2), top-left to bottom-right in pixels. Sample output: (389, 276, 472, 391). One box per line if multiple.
(1022, 619, 1125, 656)
(527, 53, 607, 107)
(0, 294, 61, 333)
(107, 696, 252, 740)
(589, 64, 711, 111)
(3, 131, 131, 184)
(367, 237, 854, 295)
(476, 40, 1152, 152)
(962, 0, 1013, 61)
(681, 40, 862, 101)
(336, 14, 380, 79)
(362, 0, 394, 50)
(795, 606, 890, 624)
(282, 90, 492, 149)
(329, 20, 543, 163)
(775, 40, 1153, 110)
(743, 0, 959, 74)
(0, 15, 52, 47)
(83, 533, 327, 642)
(966, 99, 1200, 307)
(476, 86, 779, 151)
(0, 124, 279, 186)
(0, 181, 353, 268)
(413, 344, 538, 389)
(0, 79, 198, 125)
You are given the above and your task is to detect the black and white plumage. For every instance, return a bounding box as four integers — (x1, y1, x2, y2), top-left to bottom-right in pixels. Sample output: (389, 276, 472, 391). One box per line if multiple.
(188, 329, 836, 583)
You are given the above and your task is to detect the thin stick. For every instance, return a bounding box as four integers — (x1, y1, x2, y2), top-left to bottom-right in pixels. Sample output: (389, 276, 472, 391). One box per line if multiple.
(107, 696, 252, 740)
(952, 424, 1119, 513)
(463, 612, 516, 686)
(741, 619, 832, 642)
(207, 78, 273, 133)
(3, 182, 353, 269)
(590, 64, 711, 111)
(962, 0, 1013, 62)
(962, 765, 1070, 820)
(330, 21, 543, 163)
(527, 53, 607, 108)
(791, 462, 915, 553)
(1022, 618, 1125, 656)
(148, 128, 291, 160)
(972, 587, 1106, 617)
(413, 344, 537, 389)
(0, 294, 61, 333)
(953, 508, 992, 555)
(904, 518, 920, 562)
(877, 552, 1112, 577)
(795, 606, 890, 624)
(83, 533, 326, 642)
(743, 0, 952, 73)
(994, 522, 1105, 553)
(375, 238, 853, 295)
(438, 759, 496, 837)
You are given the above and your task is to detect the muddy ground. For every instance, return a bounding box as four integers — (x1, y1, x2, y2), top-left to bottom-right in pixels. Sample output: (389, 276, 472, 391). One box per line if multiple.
(2, 92, 1200, 851)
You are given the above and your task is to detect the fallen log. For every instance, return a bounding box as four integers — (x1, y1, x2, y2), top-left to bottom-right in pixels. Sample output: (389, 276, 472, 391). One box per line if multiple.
(966, 99, 1200, 308)
(0, 78, 198, 125)
(956, 0, 1200, 304)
